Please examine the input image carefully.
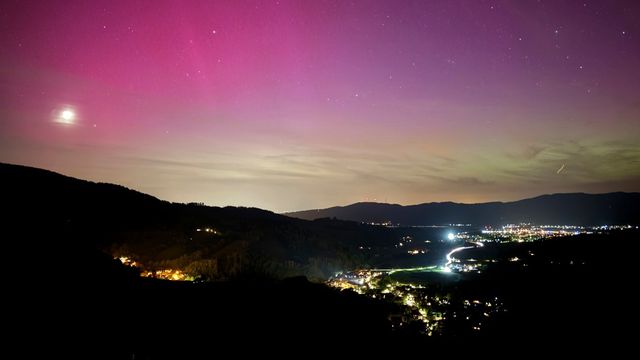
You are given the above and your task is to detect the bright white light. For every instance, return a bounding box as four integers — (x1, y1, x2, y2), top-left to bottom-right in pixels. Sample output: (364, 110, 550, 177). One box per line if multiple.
(55, 108, 76, 125)
(443, 266, 452, 273)
(61, 109, 74, 120)
(447, 232, 455, 241)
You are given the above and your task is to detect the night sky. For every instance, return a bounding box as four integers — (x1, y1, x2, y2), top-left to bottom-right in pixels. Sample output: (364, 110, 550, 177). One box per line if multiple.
(1, 0, 639, 212)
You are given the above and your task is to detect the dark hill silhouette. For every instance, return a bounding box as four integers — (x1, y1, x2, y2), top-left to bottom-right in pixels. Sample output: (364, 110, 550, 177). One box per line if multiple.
(285, 192, 640, 225)
(1, 162, 401, 280)
(2, 162, 404, 350)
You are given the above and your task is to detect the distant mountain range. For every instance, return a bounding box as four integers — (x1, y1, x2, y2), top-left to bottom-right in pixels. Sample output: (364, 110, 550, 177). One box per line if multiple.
(285, 192, 640, 226)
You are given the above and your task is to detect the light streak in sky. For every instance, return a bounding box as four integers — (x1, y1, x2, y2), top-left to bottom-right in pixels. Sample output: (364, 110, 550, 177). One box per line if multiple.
(557, 164, 566, 174)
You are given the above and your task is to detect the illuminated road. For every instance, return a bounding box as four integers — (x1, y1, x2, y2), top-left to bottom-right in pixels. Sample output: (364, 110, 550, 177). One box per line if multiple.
(335, 241, 484, 279)
(374, 243, 481, 274)
(372, 243, 480, 274)
(443, 244, 479, 272)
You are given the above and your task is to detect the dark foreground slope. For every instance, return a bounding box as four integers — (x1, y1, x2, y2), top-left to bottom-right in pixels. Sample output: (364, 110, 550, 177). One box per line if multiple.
(286, 192, 640, 225)
(1, 162, 403, 352)
(1, 162, 402, 280)
(435, 231, 640, 342)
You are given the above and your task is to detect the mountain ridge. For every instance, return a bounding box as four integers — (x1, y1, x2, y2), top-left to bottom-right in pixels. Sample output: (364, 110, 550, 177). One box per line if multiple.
(285, 192, 640, 226)
(292, 191, 636, 210)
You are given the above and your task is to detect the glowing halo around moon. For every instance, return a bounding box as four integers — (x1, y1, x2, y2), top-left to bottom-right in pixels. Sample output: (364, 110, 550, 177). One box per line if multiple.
(53, 106, 77, 125)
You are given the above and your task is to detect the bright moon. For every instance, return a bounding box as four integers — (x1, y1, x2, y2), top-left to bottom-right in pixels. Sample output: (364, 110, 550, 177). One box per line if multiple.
(56, 108, 76, 125)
